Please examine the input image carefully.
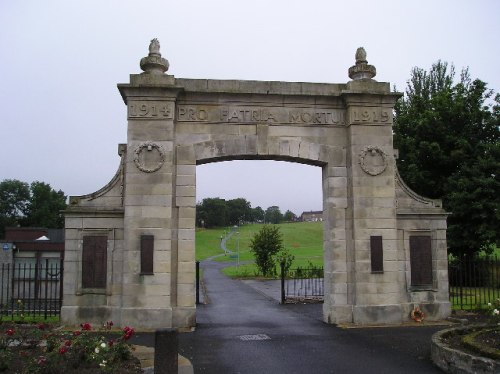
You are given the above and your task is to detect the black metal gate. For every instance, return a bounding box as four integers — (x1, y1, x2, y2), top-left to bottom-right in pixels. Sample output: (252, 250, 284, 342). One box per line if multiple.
(280, 262, 324, 304)
(0, 260, 63, 320)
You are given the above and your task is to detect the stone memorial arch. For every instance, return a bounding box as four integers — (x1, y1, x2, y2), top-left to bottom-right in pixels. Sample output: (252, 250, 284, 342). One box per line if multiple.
(62, 40, 450, 329)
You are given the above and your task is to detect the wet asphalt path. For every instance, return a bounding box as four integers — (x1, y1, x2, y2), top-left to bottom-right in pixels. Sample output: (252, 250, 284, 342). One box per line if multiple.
(175, 260, 445, 374)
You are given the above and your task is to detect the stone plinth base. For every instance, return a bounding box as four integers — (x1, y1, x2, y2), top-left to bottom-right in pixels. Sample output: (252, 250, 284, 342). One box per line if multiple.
(61, 306, 196, 330)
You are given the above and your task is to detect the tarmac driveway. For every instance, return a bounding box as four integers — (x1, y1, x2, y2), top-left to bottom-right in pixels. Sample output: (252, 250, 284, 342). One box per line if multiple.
(177, 260, 445, 374)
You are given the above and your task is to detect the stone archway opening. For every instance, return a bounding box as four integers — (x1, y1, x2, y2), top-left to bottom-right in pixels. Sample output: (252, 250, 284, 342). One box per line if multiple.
(195, 159, 324, 277)
(62, 41, 450, 329)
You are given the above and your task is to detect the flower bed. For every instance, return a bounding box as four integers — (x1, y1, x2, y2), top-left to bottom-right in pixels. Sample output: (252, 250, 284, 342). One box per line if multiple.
(0, 322, 141, 373)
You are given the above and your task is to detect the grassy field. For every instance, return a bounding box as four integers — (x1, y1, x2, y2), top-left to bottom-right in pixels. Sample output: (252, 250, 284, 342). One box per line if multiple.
(196, 221, 324, 278)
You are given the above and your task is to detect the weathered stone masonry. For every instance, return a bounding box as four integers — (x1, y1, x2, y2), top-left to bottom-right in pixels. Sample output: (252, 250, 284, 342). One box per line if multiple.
(62, 41, 450, 329)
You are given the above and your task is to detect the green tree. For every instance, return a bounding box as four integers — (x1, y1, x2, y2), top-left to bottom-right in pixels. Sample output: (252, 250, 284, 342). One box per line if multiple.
(250, 225, 284, 277)
(22, 181, 67, 228)
(196, 197, 228, 228)
(394, 61, 500, 255)
(283, 210, 296, 222)
(251, 206, 265, 222)
(226, 198, 252, 225)
(0, 179, 30, 237)
(265, 206, 283, 224)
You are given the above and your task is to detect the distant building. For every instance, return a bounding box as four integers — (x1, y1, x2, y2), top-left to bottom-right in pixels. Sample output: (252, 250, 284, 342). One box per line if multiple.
(300, 211, 323, 222)
(4, 227, 64, 267)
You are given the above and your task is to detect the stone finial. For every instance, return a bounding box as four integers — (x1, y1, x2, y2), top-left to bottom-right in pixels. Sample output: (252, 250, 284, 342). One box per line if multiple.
(348, 47, 376, 80)
(140, 38, 169, 75)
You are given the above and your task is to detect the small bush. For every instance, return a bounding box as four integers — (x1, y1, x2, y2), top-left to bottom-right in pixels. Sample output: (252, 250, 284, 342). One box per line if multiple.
(250, 225, 283, 277)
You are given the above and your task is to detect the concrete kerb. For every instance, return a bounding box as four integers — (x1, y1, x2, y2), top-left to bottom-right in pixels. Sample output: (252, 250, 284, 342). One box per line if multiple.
(431, 326, 500, 373)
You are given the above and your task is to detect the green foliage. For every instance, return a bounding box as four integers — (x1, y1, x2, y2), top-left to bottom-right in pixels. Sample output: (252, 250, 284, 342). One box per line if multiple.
(0, 179, 30, 237)
(275, 247, 295, 274)
(196, 197, 228, 228)
(0, 179, 67, 238)
(394, 61, 500, 256)
(283, 210, 296, 222)
(22, 181, 67, 228)
(264, 206, 283, 224)
(250, 225, 284, 276)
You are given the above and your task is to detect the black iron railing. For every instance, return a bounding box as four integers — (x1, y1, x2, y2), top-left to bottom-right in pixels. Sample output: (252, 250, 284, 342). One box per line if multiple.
(449, 255, 500, 310)
(280, 262, 324, 304)
(0, 260, 63, 320)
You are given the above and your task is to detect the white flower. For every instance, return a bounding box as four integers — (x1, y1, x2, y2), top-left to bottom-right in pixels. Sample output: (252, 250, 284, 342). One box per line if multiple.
(488, 302, 492, 307)
(100, 342, 107, 348)
(493, 309, 499, 315)
(94, 347, 100, 354)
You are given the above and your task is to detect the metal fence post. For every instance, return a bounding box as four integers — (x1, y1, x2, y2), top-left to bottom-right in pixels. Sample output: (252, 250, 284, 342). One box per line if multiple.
(154, 328, 178, 374)
(195, 261, 200, 305)
(280, 261, 285, 304)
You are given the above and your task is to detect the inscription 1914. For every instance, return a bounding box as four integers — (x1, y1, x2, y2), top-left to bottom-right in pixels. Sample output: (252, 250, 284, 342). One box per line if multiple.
(128, 102, 173, 119)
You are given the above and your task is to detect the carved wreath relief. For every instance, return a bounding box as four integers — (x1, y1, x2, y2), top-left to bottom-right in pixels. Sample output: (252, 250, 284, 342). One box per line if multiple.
(134, 141, 166, 173)
(359, 146, 388, 176)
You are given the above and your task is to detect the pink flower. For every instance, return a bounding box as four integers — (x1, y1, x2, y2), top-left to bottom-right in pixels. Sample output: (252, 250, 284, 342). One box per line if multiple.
(64, 340, 72, 347)
(59, 346, 67, 355)
(37, 356, 47, 365)
(73, 330, 81, 336)
(6, 329, 15, 336)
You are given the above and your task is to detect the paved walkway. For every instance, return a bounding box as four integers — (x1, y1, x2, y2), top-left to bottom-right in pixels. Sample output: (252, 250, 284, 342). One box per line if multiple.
(175, 260, 447, 373)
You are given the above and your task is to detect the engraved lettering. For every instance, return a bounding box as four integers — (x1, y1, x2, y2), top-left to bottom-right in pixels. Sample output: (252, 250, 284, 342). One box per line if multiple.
(229, 110, 240, 121)
(289, 112, 301, 123)
(159, 106, 171, 117)
(129, 104, 137, 117)
(221, 109, 228, 121)
(198, 109, 207, 120)
(129, 102, 173, 119)
(351, 109, 390, 124)
(362, 110, 370, 121)
(301, 112, 312, 122)
(188, 108, 196, 120)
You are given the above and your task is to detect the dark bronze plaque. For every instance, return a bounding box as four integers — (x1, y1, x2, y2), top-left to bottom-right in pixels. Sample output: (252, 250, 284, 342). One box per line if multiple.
(141, 235, 154, 275)
(82, 236, 107, 288)
(410, 236, 432, 286)
(370, 236, 383, 273)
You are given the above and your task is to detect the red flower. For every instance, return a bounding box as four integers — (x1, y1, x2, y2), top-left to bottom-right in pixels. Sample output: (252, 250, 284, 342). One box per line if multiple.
(6, 329, 15, 336)
(80, 323, 92, 331)
(122, 326, 135, 340)
(73, 330, 81, 336)
(64, 340, 72, 347)
(38, 323, 46, 330)
(59, 346, 67, 355)
(108, 339, 114, 347)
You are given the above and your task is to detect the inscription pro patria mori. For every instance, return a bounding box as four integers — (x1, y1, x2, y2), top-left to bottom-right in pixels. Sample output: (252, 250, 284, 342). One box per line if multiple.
(176, 105, 346, 125)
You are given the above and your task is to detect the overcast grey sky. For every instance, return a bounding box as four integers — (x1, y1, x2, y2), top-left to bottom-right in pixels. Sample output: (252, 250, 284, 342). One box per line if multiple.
(1, 0, 499, 215)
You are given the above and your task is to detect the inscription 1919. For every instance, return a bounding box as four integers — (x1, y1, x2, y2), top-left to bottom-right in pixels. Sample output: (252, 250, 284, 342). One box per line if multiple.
(351, 109, 390, 123)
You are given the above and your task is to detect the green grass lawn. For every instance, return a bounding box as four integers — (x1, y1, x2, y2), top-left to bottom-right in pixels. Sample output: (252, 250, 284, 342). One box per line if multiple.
(196, 221, 324, 278)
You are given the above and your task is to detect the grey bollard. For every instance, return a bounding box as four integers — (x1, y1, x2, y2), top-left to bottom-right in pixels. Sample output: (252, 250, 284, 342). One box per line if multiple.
(154, 328, 178, 374)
